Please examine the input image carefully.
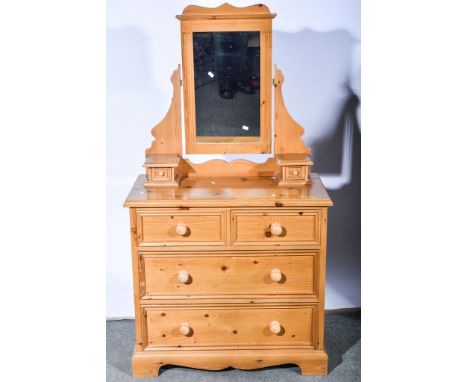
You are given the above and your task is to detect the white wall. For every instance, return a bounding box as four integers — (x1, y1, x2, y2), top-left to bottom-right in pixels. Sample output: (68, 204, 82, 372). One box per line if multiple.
(107, 0, 361, 317)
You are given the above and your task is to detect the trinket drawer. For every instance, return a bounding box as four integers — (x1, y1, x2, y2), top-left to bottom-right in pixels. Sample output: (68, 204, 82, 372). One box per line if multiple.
(124, 174, 332, 376)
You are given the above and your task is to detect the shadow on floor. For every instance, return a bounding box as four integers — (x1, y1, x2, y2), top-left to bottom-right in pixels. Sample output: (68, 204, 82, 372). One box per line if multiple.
(107, 311, 360, 381)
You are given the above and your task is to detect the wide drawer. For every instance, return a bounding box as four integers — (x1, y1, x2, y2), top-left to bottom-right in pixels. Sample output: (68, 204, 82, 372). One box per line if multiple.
(143, 305, 316, 348)
(135, 208, 227, 247)
(231, 209, 321, 246)
(140, 253, 317, 297)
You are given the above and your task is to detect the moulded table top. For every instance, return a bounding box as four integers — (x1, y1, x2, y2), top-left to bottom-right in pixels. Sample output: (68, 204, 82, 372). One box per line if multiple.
(124, 173, 332, 208)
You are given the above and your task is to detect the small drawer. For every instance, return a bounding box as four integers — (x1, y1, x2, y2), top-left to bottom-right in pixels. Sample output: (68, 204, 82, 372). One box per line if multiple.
(143, 305, 316, 348)
(136, 208, 227, 247)
(231, 209, 321, 246)
(285, 166, 307, 180)
(139, 253, 317, 297)
(149, 167, 171, 181)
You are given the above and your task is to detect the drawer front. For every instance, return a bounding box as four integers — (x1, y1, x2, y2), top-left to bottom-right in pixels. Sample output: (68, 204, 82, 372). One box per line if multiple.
(231, 209, 321, 246)
(149, 167, 171, 181)
(140, 254, 317, 297)
(136, 209, 227, 247)
(143, 305, 316, 348)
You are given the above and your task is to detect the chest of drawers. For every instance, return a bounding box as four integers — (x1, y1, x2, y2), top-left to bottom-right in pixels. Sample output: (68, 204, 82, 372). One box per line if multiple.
(124, 174, 332, 376)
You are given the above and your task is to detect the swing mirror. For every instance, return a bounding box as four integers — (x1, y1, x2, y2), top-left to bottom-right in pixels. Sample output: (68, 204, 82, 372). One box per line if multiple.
(178, 4, 275, 154)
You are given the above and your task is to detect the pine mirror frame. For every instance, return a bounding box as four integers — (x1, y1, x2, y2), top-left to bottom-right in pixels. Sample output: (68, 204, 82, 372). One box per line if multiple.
(177, 4, 276, 154)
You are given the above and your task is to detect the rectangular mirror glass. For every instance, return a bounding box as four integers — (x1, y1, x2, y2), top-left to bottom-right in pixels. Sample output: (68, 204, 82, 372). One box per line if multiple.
(193, 31, 260, 142)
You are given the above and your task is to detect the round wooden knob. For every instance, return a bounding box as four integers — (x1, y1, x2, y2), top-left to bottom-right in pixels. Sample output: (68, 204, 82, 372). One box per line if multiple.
(175, 223, 188, 236)
(177, 270, 189, 284)
(158, 170, 165, 176)
(270, 223, 283, 236)
(179, 322, 191, 336)
(270, 320, 281, 334)
(292, 170, 299, 176)
(270, 269, 282, 282)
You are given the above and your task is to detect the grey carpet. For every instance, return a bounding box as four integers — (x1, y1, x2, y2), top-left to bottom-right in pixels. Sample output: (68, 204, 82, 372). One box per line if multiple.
(107, 311, 360, 382)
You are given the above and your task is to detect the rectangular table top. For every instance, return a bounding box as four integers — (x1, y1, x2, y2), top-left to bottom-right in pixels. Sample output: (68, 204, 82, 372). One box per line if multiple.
(124, 173, 332, 208)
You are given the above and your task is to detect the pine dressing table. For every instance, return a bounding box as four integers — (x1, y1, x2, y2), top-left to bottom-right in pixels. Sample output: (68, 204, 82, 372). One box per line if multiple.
(124, 3, 332, 377)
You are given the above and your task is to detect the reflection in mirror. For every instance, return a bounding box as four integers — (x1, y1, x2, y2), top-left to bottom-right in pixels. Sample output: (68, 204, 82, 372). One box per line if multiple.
(193, 31, 260, 142)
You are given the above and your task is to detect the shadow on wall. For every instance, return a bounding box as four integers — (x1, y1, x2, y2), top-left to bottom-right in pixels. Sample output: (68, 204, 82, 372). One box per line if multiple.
(319, 96, 361, 309)
(273, 29, 357, 144)
(274, 29, 361, 308)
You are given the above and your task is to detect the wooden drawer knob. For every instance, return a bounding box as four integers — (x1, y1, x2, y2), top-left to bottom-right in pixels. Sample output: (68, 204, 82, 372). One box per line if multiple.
(158, 170, 165, 176)
(270, 223, 283, 236)
(175, 223, 188, 236)
(292, 169, 299, 176)
(270, 268, 282, 282)
(179, 322, 191, 336)
(177, 270, 190, 284)
(270, 320, 281, 334)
